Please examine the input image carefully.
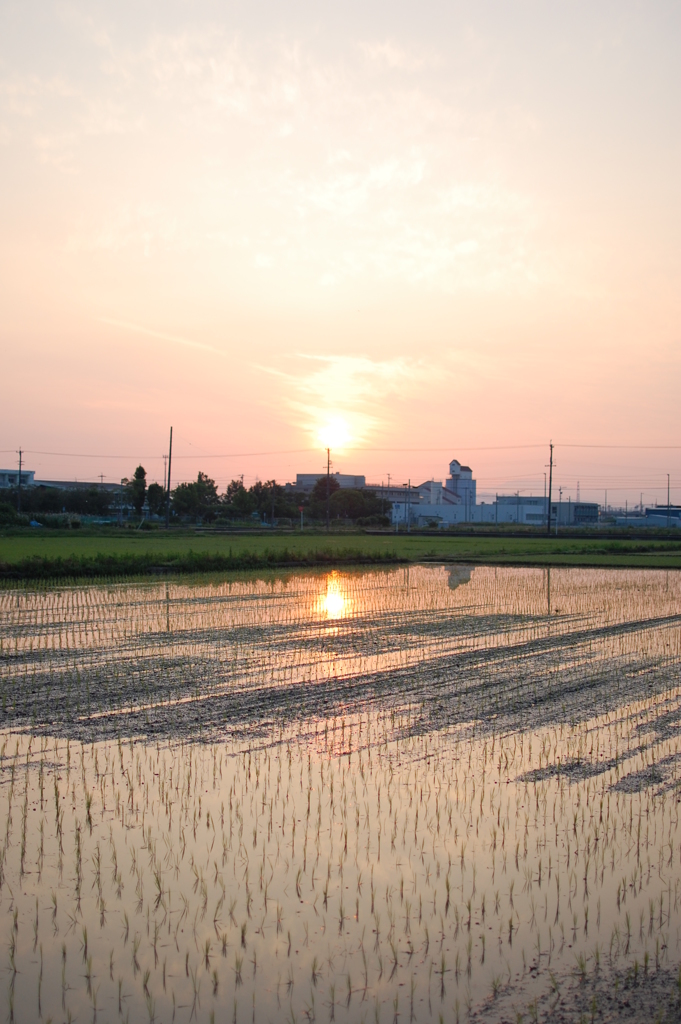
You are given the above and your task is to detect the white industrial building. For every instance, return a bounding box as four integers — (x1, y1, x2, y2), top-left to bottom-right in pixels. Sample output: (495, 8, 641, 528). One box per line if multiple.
(390, 459, 598, 527)
(391, 459, 479, 526)
(0, 468, 35, 488)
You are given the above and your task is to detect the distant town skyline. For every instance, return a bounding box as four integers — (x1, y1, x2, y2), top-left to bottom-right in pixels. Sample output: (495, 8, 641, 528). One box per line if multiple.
(2, 443, 679, 509)
(1, 1, 680, 501)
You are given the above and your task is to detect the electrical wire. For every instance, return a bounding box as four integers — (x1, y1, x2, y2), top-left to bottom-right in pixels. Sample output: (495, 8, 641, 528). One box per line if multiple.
(5, 442, 681, 460)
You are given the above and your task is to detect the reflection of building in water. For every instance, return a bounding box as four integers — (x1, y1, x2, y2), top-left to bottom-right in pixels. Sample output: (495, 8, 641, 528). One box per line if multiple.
(447, 566, 472, 591)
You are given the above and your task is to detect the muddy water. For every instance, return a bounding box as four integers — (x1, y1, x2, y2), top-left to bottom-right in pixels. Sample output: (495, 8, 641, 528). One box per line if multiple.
(0, 565, 680, 1022)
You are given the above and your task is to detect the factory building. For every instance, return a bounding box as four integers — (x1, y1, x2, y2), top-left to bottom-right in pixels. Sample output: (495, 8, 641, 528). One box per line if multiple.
(289, 472, 367, 493)
(389, 459, 598, 527)
(0, 468, 35, 488)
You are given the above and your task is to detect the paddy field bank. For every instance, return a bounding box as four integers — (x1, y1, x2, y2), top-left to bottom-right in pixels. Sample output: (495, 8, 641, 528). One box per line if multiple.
(3, 528, 681, 578)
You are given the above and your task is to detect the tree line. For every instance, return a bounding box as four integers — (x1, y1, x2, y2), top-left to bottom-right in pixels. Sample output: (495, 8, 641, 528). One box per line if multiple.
(144, 467, 389, 525)
(1, 467, 390, 526)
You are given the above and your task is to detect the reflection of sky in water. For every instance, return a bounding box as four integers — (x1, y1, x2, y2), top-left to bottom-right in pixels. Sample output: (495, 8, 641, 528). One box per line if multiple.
(1, 568, 681, 1022)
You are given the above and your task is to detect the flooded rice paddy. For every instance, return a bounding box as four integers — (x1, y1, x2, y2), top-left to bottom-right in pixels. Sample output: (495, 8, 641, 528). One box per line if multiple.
(1, 565, 681, 1023)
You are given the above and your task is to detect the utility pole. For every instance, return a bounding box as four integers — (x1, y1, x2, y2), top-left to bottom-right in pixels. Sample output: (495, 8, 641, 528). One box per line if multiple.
(546, 442, 553, 535)
(407, 480, 411, 533)
(668, 474, 671, 528)
(326, 448, 331, 533)
(165, 427, 173, 529)
(271, 479, 276, 529)
(17, 449, 22, 514)
(557, 486, 562, 535)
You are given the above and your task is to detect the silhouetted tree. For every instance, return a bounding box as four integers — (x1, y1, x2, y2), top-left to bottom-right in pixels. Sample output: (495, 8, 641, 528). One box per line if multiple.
(172, 472, 220, 521)
(147, 482, 166, 517)
(126, 465, 147, 516)
(310, 476, 340, 503)
(220, 479, 257, 518)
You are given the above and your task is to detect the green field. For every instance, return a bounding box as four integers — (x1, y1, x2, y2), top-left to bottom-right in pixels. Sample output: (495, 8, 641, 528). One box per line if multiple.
(2, 528, 681, 576)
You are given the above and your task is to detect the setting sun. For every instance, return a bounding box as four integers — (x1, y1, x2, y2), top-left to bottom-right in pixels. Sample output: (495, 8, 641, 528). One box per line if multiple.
(317, 417, 351, 451)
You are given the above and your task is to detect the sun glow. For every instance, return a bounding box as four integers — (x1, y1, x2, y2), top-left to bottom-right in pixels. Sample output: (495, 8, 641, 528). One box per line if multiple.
(317, 417, 351, 451)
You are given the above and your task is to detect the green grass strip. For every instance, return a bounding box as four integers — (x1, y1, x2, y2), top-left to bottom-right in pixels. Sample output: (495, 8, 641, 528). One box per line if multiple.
(0, 547, 405, 580)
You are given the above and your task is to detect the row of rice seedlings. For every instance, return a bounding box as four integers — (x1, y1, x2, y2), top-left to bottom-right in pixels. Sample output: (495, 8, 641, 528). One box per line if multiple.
(0, 701, 679, 1017)
(0, 567, 679, 1020)
(1, 569, 679, 744)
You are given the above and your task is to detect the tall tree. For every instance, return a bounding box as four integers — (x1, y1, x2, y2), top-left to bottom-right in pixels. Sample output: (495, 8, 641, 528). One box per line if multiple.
(129, 465, 147, 516)
(171, 472, 220, 521)
(147, 482, 166, 517)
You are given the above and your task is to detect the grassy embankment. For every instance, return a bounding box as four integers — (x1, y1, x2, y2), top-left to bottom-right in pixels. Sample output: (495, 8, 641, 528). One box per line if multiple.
(2, 529, 681, 578)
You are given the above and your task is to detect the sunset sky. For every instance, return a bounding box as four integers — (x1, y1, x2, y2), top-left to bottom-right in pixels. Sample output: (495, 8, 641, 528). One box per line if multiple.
(1, 1, 680, 504)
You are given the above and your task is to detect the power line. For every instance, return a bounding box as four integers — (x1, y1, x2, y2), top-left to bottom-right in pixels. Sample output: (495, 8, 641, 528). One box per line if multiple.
(4, 441, 681, 461)
(558, 444, 681, 450)
(0, 448, 315, 460)
(347, 444, 546, 452)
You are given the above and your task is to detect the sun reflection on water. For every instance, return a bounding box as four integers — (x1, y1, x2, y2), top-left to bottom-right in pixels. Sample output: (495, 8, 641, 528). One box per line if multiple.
(319, 572, 349, 619)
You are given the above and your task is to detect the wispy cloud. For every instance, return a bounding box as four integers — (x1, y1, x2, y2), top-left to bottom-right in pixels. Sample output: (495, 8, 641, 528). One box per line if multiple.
(358, 40, 433, 71)
(0, 27, 540, 292)
(100, 318, 224, 356)
(258, 353, 437, 443)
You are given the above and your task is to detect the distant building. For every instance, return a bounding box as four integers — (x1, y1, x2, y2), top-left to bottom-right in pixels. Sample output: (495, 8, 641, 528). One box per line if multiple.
(445, 459, 476, 509)
(494, 496, 598, 526)
(33, 478, 120, 492)
(393, 458, 479, 525)
(390, 458, 598, 527)
(0, 470, 123, 493)
(290, 458, 600, 527)
(554, 501, 599, 526)
(414, 460, 476, 510)
(643, 506, 681, 527)
(289, 472, 367, 493)
(0, 468, 35, 488)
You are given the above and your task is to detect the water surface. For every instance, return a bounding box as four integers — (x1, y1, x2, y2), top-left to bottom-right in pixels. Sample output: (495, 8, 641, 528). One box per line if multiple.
(0, 566, 680, 1022)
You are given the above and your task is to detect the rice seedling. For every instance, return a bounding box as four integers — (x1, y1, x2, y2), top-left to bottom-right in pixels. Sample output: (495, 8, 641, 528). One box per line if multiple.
(0, 565, 680, 1019)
